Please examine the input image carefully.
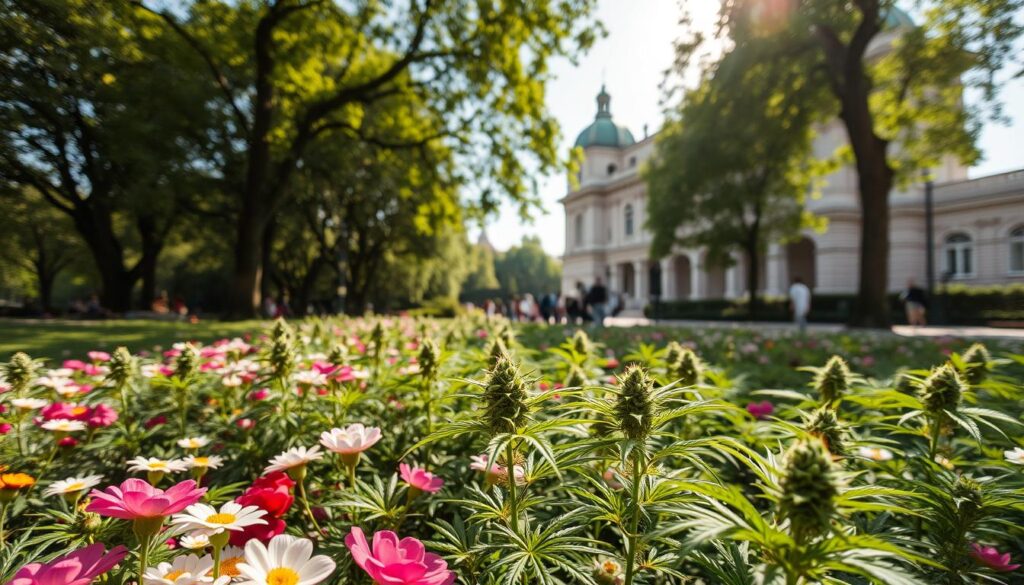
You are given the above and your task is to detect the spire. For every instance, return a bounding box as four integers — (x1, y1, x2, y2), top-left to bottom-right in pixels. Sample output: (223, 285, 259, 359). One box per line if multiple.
(596, 85, 611, 118)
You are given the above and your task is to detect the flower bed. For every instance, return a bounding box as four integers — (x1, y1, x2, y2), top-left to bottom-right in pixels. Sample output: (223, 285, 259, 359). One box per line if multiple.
(0, 317, 1022, 585)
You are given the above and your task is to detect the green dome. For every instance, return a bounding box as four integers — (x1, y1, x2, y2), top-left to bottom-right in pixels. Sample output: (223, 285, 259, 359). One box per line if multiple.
(574, 86, 635, 149)
(883, 6, 914, 29)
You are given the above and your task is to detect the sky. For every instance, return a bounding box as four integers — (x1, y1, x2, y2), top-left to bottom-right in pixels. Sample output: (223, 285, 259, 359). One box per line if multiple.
(473, 0, 1024, 256)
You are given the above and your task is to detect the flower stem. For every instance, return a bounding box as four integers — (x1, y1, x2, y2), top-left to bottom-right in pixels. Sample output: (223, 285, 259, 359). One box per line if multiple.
(138, 534, 152, 585)
(297, 478, 323, 535)
(0, 503, 7, 549)
(623, 447, 644, 585)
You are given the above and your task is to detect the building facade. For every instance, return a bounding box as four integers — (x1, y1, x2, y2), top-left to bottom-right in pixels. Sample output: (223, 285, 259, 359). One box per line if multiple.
(560, 16, 1024, 311)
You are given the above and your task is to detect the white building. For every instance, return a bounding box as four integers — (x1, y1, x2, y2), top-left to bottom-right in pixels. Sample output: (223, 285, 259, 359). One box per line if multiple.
(560, 12, 1024, 312)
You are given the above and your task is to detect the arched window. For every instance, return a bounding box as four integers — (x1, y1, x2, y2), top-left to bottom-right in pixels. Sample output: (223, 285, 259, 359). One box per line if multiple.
(624, 204, 634, 237)
(944, 233, 973, 278)
(1010, 226, 1024, 273)
(574, 213, 584, 247)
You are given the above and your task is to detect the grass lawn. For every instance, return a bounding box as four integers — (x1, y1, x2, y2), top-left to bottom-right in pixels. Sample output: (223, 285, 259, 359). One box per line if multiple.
(0, 318, 268, 361)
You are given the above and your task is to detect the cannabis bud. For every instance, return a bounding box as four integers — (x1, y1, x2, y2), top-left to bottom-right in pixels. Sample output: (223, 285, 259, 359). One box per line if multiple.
(960, 343, 992, 385)
(952, 475, 983, 522)
(805, 407, 846, 457)
(498, 327, 516, 350)
(663, 341, 683, 370)
(564, 364, 587, 389)
(2, 352, 37, 394)
(571, 329, 592, 357)
(778, 439, 839, 543)
(486, 338, 508, 368)
(615, 365, 654, 441)
(920, 363, 965, 415)
(814, 355, 851, 406)
(669, 347, 704, 387)
(327, 344, 347, 367)
(174, 344, 199, 380)
(370, 322, 385, 355)
(418, 338, 441, 380)
(106, 347, 136, 388)
(483, 356, 530, 435)
(894, 370, 917, 394)
(268, 319, 296, 380)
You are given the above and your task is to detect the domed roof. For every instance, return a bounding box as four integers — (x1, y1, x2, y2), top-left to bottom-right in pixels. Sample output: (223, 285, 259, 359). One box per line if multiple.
(883, 6, 914, 29)
(574, 86, 636, 149)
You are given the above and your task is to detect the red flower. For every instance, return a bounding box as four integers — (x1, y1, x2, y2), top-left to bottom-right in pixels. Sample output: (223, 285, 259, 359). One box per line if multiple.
(228, 472, 295, 546)
(87, 404, 118, 428)
(144, 415, 167, 429)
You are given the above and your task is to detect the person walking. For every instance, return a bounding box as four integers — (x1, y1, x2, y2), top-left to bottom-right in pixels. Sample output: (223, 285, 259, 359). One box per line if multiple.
(587, 277, 609, 328)
(788, 277, 811, 335)
(899, 278, 928, 326)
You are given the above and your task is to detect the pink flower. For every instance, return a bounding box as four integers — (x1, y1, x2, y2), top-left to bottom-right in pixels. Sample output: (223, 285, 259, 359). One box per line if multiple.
(81, 365, 104, 377)
(145, 415, 167, 429)
(746, 401, 774, 420)
(236, 418, 255, 430)
(87, 404, 118, 428)
(5, 543, 127, 585)
(312, 361, 337, 375)
(399, 464, 444, 494)
(86, 479, 206, 520)
(970, 543, 1020, 572)
(469, 454, 525, 485)
(0, 423, 11, 435)
(250, 388, 270, 401)
(345, 527, 455, 585)
(861, 355, 876, 368)
(63, 360, 87, 371)
(87, 351, 110, 363)
(320, 424, 382, 461)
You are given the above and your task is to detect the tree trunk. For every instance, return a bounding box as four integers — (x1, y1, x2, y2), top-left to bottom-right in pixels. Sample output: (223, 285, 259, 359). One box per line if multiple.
(745, 240, 761, 320)
(839, 91, 894, 328)
(70, 205, 137, 312)
(260, 217, 277, 304)
(228, 201, 265, 319)
(137, 216, 165, 309)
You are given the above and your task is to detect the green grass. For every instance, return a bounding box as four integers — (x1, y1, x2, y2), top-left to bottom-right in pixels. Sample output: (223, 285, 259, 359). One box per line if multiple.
(0, 318, 268, 361)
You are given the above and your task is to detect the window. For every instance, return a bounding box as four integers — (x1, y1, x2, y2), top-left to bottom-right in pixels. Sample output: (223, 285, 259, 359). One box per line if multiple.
(1011, 226, 1024, 273)
(606, 163, 617, 176)
(944, 233, 973, 278)
(624, 204, 634, 237)
(574, 213, 584, 247)
(629, 156, 637, 167)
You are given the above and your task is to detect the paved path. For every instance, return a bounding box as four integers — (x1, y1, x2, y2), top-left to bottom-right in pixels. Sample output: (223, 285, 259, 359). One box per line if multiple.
(604, 316, 1024, 340)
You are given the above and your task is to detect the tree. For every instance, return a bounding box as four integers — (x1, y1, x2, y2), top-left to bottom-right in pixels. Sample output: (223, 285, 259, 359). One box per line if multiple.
(0, 189, 83, 312)
(137, 0, 601, 317)
(682, 0, 1023, 327)
(647, 34, 827, 316)
(0, 0, 213, 311)
(494, 236, 562, 299)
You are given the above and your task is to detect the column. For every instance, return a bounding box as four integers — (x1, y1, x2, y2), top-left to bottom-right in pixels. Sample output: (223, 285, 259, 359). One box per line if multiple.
(660, 258, 675, 300)
(766, 243, 786, 296)
(690, 251, 703, 300)
(633, 260, 646, 306)
(608, 263, 619, 296)
(725, 252, 742, 299)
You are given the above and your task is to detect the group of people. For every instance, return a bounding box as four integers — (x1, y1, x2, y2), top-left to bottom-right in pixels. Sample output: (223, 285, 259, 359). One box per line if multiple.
(788, 277, 930, 333)
(483, 293, 562, 323)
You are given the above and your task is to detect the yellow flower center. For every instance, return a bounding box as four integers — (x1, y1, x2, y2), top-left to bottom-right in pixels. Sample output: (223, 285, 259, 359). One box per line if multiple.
(65, 482, 86, 492)
(192, 457, 209, 466)
(165, 570, 187, 581)
(71, 406, 89, 416)
(149, 462, 167, 470)
(266, 567, 300, 585)
(205, 513, 237, 525)
(220, 556, 243, 577)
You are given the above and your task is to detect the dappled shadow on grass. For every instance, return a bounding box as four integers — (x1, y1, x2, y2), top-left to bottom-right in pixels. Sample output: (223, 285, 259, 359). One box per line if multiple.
(0, 318, 267, 361)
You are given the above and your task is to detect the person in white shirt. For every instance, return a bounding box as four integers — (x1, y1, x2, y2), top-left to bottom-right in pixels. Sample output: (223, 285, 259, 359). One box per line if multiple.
(788, 277, 811, 334)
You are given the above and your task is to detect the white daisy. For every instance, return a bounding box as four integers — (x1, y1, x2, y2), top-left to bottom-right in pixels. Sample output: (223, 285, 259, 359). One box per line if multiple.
(171, 501, 267, 537)
(318, 424, 382, 456)
(178, 436, 211, 450)
(179, 534, 212, 550)
(10, 397, 49, 410)
(183, 455, 225, 470)
(236, 534, 335, 585)
(1005, 447, 1024, 465)
(41, 419, 87, 433)
(128, 456, 190, 474)
(216, 546, 246, 579)
(54, 384, 83, 398)
(43, 475, 104, 498)
(143, 553, 216, 585)
(293, 371, 327, 387)
(221, 374, 243, 388)
(34, 376, 73, 391)
(263, 446, 323, 475)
